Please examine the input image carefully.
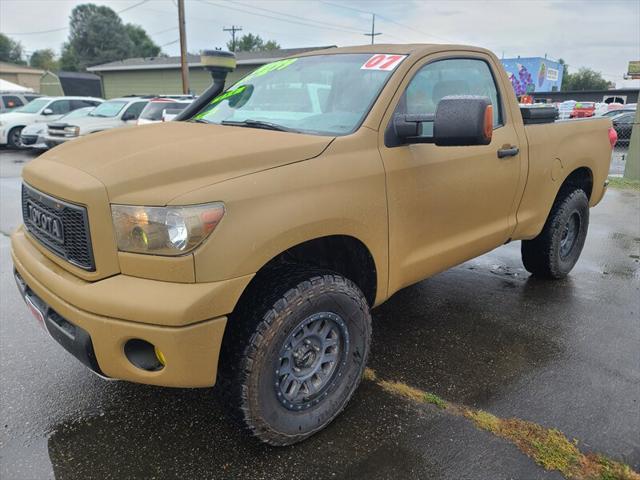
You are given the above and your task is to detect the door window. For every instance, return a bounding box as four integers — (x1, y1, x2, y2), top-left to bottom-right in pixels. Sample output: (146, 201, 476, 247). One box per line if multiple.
(122, 101, 148, 120)
(2, 95, 24, 110)
(400, 58, 503, 136)
(49, 99, 72, 115)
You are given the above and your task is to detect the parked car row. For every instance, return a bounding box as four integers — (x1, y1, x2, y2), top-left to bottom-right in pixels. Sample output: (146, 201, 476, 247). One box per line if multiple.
(0, 94, 195, 151)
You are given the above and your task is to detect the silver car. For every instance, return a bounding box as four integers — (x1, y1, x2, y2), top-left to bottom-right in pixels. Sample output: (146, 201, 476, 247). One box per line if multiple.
(20, 106, 96, 150)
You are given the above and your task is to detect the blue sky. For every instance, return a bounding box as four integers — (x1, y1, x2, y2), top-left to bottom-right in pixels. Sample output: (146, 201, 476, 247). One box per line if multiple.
(2, 0, 639, 87)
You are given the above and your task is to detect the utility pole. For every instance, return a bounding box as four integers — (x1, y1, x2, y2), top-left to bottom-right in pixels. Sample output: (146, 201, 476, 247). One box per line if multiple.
(177, 0, 189, 94)
(223, 25, 243, 52)
(364, 14, 381, 45)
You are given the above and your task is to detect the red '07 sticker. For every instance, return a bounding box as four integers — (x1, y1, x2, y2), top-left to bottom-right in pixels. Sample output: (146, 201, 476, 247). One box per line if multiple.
(361, 54, 407, 71)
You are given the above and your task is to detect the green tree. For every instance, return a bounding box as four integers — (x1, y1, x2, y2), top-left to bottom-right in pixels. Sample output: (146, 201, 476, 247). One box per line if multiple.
(60, 4, 133, 71)
(227, 33, 280, 52)
(125, 24, 161, 58)
(561, 66, 612, 91)
(0, 33, 26, 64)
(30, 49, 59, 71)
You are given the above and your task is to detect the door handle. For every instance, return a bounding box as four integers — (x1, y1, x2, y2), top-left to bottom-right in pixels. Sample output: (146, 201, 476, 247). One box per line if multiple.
(497, 146, 519, 158)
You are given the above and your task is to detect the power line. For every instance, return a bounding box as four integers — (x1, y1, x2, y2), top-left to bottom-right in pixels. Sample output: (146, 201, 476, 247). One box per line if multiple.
(228, 0, 364, 34)
(198, 0, 365, 37)
(150, 26, 179, 36)
(321, 0, 456, 44)
(4, 0, 149, 36)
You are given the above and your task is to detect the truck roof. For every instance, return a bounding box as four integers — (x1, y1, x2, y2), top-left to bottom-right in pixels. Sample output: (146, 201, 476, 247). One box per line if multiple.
(293, 43, 491, 58)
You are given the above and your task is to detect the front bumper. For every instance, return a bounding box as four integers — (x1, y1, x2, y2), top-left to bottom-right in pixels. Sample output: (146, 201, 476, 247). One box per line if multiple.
(43, 134, 76, 148)
(10, 227, 253, 388)
(21, 134, 48, 149)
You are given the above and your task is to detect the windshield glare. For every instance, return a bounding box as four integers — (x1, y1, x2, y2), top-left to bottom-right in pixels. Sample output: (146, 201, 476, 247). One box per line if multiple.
(15, 98, 50, 114)
(90, 101, 127, 117)
(193, 54, 402, 135)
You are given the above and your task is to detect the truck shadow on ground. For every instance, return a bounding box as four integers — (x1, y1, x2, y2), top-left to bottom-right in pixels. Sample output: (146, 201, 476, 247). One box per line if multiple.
(45, 263, 573, 480)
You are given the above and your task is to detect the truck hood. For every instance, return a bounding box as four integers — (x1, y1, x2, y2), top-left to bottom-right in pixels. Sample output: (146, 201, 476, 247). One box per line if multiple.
(31, 122, 334, 205)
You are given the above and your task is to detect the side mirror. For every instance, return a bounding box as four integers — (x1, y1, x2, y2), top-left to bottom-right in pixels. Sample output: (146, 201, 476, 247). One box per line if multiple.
(433, 96, 493, 146)
(387, 96, 493, 147)
(121, 112, 135, 121)
(42, 108, 53, 115)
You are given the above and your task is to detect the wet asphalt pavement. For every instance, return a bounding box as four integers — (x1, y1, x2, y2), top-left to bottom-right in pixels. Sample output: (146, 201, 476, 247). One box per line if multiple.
(1, 149, 639, 480)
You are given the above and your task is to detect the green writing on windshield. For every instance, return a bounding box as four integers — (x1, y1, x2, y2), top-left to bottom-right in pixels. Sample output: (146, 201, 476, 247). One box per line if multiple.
(195, 85, 247, 119)
(242, 58, 298, 83)
(194, 58, 299, 119)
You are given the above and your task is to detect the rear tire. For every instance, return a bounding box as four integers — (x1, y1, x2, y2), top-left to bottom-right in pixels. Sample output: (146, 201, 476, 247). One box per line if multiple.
(521, 188, 589, 279)
(218, 269, 371, 446)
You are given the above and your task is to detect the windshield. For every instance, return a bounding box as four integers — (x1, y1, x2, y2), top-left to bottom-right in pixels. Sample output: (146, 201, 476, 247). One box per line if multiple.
(193, 53, 404, 135)
(141, 102, 188, 121)
(14, 98, 49, 114)
(89, 100, 128, 117)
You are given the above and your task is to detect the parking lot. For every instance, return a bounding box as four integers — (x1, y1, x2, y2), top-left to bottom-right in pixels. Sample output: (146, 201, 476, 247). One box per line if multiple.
(1, 148, 639, 479)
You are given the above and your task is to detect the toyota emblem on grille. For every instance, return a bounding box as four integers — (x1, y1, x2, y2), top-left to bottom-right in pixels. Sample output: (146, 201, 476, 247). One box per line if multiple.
(26, 202, 64, 243)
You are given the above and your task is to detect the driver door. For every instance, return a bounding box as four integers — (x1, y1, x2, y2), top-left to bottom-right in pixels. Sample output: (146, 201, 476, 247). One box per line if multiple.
(379, 54, 525, 294)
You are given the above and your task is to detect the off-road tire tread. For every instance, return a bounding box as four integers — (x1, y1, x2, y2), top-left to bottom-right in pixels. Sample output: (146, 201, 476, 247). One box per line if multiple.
(217, 265, 371, 446)
(521, 188, 589, 279)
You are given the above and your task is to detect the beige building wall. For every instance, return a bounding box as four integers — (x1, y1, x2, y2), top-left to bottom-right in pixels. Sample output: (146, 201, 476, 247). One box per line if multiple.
(97, 65, 257, 99)
(0, 62, 45, 92)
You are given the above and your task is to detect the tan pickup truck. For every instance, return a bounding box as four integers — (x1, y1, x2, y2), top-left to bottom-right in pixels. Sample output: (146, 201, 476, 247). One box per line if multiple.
(11, 44, 616, 445)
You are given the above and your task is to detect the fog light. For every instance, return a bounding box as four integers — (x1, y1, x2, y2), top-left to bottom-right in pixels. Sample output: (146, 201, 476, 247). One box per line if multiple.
(154, 346, 166, 366)
(124, 339, 165, 371)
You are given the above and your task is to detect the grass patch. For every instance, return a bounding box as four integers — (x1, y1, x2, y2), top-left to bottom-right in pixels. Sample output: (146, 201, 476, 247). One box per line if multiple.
(608, 177, 640, 191)
(423, 392, 447, 409)
(364, 369, 639, 480)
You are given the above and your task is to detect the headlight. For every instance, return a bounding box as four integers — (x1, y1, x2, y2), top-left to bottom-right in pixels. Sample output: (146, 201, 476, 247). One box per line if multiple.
(111, 203, 225, 255)
(64, 125, 80, 136)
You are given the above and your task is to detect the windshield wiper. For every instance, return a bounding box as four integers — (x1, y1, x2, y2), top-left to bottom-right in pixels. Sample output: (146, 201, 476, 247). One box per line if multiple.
(221, 119, 296, 132)
(190, 118, 210, 124)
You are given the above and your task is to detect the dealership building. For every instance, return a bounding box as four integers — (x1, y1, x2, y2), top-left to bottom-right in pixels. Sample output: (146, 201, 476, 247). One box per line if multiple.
(87, 46, 333, 98)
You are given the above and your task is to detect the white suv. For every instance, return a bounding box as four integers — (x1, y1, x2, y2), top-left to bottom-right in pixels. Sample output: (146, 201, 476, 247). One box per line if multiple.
(44, 97, 150, 148)
(0, 96, 103, 147)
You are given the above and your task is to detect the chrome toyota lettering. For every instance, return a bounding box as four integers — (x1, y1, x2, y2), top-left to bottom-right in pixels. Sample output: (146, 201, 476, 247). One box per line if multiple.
(26, 202, 64, 242)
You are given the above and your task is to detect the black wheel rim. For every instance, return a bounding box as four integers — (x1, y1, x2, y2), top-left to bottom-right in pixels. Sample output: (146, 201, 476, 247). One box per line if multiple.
(560, 212, 580, 259)
(275, 312, 349, 411)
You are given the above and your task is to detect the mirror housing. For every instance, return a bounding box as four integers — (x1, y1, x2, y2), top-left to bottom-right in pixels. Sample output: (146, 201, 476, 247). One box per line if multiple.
(121, 112, 136, 121)
(433, 96, 493, 146)
(42, 108, 53, 115)
(386, 95, 493, 147)
(392, 113, 434, 139)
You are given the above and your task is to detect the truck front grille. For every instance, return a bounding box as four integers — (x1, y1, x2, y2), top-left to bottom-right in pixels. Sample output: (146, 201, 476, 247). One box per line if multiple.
(21, 183, 95, 271)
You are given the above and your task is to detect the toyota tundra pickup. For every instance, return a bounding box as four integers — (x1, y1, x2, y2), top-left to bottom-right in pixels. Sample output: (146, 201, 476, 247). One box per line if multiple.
(11, 44, 616, 446)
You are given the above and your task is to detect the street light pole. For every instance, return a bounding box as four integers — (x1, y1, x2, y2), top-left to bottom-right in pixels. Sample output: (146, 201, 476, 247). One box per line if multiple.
(178, 0, 189, 94)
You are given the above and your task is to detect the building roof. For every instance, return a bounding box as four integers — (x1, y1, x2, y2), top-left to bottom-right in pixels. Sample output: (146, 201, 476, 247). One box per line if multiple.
(56, 71, 102, 80)
(87, 46, 335, 72)
(0, 61, 45, 75)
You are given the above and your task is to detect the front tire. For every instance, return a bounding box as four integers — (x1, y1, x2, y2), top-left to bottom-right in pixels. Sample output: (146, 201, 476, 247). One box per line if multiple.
(7, 126, 23, 148)
(218, 271, 371, 446)
(521, 188, 589, 279)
